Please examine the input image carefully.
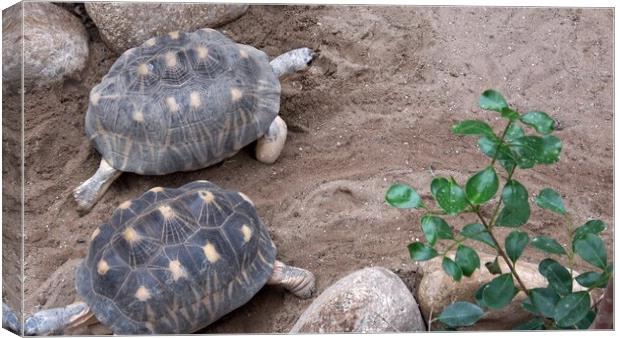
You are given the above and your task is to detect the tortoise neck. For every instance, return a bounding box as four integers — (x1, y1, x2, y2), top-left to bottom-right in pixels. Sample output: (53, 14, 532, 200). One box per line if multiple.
(270, 48, 315, 78)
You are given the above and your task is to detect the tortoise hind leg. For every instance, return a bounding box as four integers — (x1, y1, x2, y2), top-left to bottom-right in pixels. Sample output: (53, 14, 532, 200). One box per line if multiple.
(256, 116, 287, 164)
(267, 260, 316, 299)
(73, 159, 122, 213)
(23, 302, 94, 335)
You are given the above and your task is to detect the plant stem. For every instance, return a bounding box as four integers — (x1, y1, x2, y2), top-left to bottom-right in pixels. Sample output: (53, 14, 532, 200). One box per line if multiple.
(475, 210, 530, 293)
(564, 214, 576, 277)
(490, 120, 513, 167)
(488, 166, 517, 228)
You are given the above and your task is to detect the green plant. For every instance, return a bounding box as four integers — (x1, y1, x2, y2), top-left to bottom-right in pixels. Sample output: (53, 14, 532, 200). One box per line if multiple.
(386, 90, 612, 330)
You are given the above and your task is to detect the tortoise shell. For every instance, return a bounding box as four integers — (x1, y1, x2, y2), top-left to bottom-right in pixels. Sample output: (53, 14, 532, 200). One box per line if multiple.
(75, 181, 277, 334)
(85, 29, 281, 175)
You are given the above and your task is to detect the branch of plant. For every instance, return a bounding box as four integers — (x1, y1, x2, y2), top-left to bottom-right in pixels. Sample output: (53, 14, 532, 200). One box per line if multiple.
(488, 166, 517, 229)
(475, 209, 530, 294)
(563, 213, 576, 277)
(490, 120, 513, 167)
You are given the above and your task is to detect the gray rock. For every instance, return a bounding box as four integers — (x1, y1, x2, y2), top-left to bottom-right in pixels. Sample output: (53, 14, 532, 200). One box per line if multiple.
(290, 267, 426, 333)
(416, 251, 588, 330)
(84, 3, 249, 54)
(2, 2, 89, 90)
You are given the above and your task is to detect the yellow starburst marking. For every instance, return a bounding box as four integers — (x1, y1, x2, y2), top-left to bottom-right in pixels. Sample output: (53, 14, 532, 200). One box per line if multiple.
(190, 91, 201, 108)
(135, 286, 151, 301)
(168, 31, 180, 39)
(158, 204, 174, 219)
(165, 96, 179, 112)
(199, 190, 214, 204)
(119, 200, 132, 209)
(203, 243, 220, 263)
(150, 187, 164, 192)
(239, 48, 249, 58)
(91, 92, 101, 105)
(145, 38, 157, 46)
(169, 260, 187, 281)
(230, 88, 243, 102)
(132, 111, 144, 122)
(97, 259, 109, 275)
(123, 227, 140, 244)
(137, 63, 149, 76)
(165, 51, 177, 67)
(196, 46, 209, 59)
(241, 224, 252, 243)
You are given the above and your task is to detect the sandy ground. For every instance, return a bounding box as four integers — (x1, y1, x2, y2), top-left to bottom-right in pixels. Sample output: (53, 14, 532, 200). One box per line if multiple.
(2, 4, 614, 333)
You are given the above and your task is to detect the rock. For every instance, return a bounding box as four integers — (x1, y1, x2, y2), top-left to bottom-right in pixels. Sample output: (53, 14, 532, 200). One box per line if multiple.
(2, 2, 89, 90)
(84, 3, 249, 54)
(416, 251, 586, 330)
(290, 267, 426, 333)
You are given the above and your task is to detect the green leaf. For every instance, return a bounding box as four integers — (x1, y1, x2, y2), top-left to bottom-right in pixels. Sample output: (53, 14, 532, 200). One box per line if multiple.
(430, 177, 468, 215)
(574, 233, 607, 270)
(479, 89, 509, 112)
(505, 231, 529, 263)
(529, 287, 560, 317)
(505, 123, 525, 141)
(535, 188, 566, 215)
(484, 256, 502, 275)
(521, 297, 538, 314)
(572, 310, 596, 329)
(482, 274, 518, 309)
(513, 318, 545, 330)
(475, 283, 488, 307)
(452, 120, 497, 139)
(437, 301, 484, 327)
(442, 257, 463, 282)
(575, 271, 609, 288)
(553, 291, 591, 327)
(509, 136, 543, 168)
(572, 220, 606, 247)
(531, 236, 567, 255)
(421, 215, 454, 246)
(537, 135, 562, 164)
(460, 223, 497, 249)
(408, 242, 438, 261)
(520, 111, 555, 135)
(496, 180, 530, 227)
(385, 184, 425, 209)
(465, 166, 499, 205)
(538, 258, 572, 296)
(478, 136, 516, 173)
(455, 244, 480, 277)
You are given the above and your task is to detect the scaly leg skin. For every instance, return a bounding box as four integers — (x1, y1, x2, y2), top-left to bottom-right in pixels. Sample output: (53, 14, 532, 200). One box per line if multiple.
(73, 158, 122, 213)
(256, 116, 287, 164)
(270, 47, 315, 78)
(2, 302, 21, 335)
(267, 260, 316, 299)
(24, 302, 94, 336)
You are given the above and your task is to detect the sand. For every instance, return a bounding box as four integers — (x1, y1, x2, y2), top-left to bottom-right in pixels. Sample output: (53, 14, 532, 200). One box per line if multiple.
(2, 4, 613, 333)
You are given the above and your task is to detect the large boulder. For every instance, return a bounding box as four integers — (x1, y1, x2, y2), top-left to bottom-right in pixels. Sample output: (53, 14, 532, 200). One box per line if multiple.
(2, 2, 89, 90)
(84, 3, 249, 54)
(416, 251, 587, 330)
(290, 267, 426, 333)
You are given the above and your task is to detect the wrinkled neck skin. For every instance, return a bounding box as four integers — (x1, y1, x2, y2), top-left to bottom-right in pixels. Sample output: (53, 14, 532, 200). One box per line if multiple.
(270, 48, 316, 78)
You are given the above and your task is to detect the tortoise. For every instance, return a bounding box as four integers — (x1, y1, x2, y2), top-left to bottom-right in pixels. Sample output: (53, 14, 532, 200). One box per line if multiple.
(4, 181, 315, 335)
(74, 28, 315, 212)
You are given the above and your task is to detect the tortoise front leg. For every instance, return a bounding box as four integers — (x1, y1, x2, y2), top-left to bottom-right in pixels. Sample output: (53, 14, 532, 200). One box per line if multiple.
(73, 158, 121, 213)
(2, 302, 21, 334)
(267, 260, 316, 299)
(256, 116, 287, 164)
(23, 302, 94, 336)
